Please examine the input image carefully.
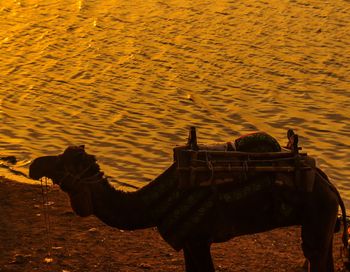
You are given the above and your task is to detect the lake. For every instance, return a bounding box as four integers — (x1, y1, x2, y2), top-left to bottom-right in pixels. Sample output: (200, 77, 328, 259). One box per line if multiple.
(0, 0, 349, 204)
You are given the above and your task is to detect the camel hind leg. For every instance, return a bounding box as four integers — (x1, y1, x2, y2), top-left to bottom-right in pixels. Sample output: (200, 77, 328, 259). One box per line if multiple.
(183, 240, 215, 272)
(326, 237, 335, 272)
(303, 242, 335, 272)
(301, 190, 338, 272)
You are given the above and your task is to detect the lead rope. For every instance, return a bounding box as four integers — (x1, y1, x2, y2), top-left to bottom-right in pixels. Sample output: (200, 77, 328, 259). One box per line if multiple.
(40, 177, 53, 262)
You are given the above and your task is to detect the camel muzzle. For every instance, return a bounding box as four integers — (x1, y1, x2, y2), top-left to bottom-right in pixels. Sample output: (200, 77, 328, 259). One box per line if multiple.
(29, 156, 59, 180)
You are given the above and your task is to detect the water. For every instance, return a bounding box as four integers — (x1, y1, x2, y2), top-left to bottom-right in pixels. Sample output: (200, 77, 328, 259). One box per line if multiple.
(0, 0, 349, 202)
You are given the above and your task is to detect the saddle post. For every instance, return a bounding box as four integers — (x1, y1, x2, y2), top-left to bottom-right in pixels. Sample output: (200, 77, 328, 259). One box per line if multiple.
(187, 126, 199, 151)
(187, 127, 199, 186)
(293, 134, 301, 189)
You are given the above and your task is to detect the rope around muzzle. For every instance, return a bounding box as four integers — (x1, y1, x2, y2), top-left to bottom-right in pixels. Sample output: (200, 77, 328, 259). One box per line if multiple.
(40, 177, 53, 261)
(58, 160, 105, 188)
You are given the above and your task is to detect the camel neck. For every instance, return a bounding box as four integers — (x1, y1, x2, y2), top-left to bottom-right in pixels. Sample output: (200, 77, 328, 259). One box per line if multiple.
(89, 164, 178, 230)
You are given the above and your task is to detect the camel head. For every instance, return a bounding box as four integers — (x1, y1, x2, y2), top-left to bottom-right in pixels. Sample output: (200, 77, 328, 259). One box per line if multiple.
(29, 145, 102, 217)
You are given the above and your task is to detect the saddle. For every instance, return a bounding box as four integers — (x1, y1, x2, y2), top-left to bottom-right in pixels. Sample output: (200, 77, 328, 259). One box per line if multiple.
(173, 127, 316, 192)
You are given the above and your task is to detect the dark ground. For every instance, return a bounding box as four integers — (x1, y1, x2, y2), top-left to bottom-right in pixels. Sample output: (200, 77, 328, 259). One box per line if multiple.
(0, 177, 347, 272)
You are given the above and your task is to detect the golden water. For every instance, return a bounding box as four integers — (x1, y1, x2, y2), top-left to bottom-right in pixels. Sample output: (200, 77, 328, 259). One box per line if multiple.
(0, 0, 349, 200)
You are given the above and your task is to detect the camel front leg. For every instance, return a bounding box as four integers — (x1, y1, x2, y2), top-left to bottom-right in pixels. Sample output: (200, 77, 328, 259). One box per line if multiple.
(183, 240, 215, 272)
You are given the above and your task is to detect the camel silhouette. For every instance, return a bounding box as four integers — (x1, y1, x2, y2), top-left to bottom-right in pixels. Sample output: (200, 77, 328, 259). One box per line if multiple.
(29, 134, 348, 272)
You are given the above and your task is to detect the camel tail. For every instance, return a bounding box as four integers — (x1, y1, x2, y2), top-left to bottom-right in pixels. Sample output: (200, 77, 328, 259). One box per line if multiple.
(335, 185, 349, 249)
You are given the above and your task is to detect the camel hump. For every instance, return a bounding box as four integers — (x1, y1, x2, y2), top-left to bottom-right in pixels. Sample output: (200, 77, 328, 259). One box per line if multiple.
(234, 132, 281, 152)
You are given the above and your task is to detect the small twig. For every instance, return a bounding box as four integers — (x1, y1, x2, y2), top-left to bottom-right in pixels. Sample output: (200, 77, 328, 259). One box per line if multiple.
(40, 177, 52, 257)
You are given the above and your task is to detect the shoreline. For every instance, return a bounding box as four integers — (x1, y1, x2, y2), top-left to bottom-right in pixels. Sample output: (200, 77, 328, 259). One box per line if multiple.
(0, 176, 347, 271)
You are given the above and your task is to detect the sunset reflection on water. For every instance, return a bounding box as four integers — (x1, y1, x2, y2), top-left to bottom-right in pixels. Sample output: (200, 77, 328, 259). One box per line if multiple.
(0, 0, 349, 204)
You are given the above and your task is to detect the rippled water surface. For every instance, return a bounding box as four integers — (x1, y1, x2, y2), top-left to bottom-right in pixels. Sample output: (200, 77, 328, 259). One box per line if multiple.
(0, 0, 349, 200)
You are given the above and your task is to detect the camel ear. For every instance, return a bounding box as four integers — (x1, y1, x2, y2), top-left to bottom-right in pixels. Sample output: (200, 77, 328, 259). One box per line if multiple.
(79, 145, 85, 150)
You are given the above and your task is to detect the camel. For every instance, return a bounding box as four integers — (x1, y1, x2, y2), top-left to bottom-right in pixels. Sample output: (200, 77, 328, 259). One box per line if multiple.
(29, 136, 349, 272)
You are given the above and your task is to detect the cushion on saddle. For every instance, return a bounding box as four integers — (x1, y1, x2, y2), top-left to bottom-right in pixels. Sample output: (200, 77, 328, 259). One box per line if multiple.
(234, 132, 281, 152)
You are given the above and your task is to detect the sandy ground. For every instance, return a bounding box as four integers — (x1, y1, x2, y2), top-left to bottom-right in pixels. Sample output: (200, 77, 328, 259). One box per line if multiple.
(0, 177, 347, 272)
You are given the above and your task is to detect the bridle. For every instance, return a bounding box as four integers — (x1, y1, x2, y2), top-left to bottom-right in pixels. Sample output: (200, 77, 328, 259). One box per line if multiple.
(56, 154, 105, 187)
